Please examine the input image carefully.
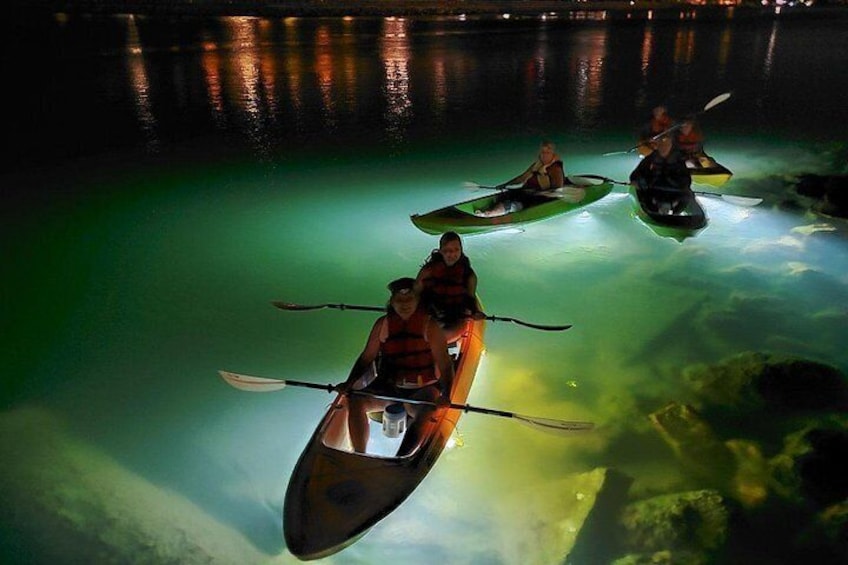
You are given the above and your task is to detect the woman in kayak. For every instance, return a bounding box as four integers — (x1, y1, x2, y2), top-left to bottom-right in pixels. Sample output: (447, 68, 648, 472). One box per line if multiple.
(474, 140, 566, 217)
(676, 116, 716, 169)
(415, 231, 485, 343)
(629, 134, 693, 215)
(338, 277, 455, 454)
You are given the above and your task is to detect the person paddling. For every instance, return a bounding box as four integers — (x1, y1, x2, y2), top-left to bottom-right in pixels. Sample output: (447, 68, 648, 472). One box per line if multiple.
(638, 105, 675, 154)
(415, 232, 485, 344)
(676, 115, 719, 170)
(629, 134, 693, 215)
(337, 277, 454, 454)
(474, 140, 566, 217)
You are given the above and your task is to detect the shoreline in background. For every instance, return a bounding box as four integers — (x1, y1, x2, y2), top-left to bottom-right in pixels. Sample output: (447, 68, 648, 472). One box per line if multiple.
(11, 1, 845, 19)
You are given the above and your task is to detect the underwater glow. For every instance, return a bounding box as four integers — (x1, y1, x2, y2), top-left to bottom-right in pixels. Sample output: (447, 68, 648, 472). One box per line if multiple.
(2, 10, 847, 564)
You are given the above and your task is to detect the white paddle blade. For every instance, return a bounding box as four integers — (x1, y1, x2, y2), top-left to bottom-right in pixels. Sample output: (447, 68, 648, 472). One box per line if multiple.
(722, 195, 762, 207)
(567, 175, 604, 186)
(516, 414, 595, 435)
(219, 370, 288, 392)
(703, 92, 731, 112)
(550, 186, 587, 203)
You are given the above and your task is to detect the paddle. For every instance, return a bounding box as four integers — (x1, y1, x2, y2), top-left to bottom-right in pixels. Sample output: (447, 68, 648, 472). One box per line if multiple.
(463, 181, 509, 191)
(692, 191, 762, 207)
(272, 301, 573, 331)
(571, 175, 762, 207)
(219, 370, 595, 434)
(602, 92, 732, 157)
(464, 174, 603, 191)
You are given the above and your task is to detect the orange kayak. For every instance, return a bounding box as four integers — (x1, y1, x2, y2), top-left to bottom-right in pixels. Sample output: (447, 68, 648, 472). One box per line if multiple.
(283, 309, 486, 560)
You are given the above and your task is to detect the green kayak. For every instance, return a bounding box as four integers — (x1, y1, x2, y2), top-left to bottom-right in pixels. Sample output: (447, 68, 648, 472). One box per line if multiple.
(411, 178, 614, 235)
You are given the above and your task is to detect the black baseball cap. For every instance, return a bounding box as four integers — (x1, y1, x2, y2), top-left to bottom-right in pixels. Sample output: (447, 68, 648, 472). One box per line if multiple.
(387, 277, 416, 295)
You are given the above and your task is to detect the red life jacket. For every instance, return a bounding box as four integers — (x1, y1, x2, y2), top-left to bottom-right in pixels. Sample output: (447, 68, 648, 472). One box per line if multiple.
(676, 130, 703, 155)
(423, 257, 471, 311)
(380, 308, 437, 388)
(650, 114, 673, 135)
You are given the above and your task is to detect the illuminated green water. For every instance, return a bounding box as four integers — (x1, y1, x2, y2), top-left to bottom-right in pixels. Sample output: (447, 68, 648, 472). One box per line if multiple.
(4, 134, 847, 562)
(2, 10, 848, 564)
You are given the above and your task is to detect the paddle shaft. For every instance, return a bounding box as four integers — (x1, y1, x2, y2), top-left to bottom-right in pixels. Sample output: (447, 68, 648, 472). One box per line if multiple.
(469, 176, 598, 190)
(272, 301, 572, 331)
(355, 393, 594, 432)
(572, 175, 760, 206)
(604, 92, 732, 156)
(648, 185, 762, 206)
(219, 371, 594, 432)
(646, 92, 732, 143)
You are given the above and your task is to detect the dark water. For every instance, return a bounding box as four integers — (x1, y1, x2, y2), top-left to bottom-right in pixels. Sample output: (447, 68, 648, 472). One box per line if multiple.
(2, 8, 847, 564)
(4, 9, 847, 171)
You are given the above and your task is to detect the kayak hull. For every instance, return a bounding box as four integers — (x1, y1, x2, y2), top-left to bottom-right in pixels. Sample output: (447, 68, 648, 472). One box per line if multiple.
(637, 147, 733, 188)
(410, 180, 613, 235)
(630, 184, 707, 242)
(283, 309, 486, 560)
(687, 154, 733, 188)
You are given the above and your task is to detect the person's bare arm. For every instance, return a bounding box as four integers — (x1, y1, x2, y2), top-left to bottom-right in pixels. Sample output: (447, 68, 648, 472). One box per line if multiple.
(414, 265, 429, 295)
(466, 272, 485, 318)
(338, 317, 384, 390)
(428, 319, 455, 400)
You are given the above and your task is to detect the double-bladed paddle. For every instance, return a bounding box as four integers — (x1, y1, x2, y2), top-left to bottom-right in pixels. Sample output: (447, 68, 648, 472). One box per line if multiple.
(570, 175, 763, 207)
(464, 174, 605, 192)
(219, 371, 595, 434)
(272, 301, 572, 331)
(602, 92, 733, 157)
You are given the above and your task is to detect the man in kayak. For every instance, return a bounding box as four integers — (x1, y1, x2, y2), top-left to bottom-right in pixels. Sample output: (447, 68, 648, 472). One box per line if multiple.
(638, 105, 674, 154)
(647, 105, 673, 136)
(338, 277, 455, 454)
(474, 140, 566, 217)
(629, 134, 693, 215)
(415, 231, 485, 344)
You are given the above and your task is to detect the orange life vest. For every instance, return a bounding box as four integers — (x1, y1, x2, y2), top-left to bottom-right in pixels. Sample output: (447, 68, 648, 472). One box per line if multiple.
(523, 159, 564, 190)
(379, 308, 437, 388)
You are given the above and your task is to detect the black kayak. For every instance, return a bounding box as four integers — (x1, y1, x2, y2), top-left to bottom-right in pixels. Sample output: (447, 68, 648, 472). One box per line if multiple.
(629, 184, 707, 241)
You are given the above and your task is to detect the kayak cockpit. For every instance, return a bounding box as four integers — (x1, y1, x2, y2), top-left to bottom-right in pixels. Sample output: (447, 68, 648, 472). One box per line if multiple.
(317, 394, 433, 459)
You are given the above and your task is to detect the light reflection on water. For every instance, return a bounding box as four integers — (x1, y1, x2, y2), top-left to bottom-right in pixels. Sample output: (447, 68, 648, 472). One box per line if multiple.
(2, 10, 848, 564)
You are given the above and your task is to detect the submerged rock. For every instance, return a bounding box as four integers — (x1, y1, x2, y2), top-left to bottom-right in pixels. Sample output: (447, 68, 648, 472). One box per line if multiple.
(618, 490, 731, 557)
(684, 352, 848, 413)
(682, 352, 848, 447)
(568, 469, 634, 564)
(815, 500, 848, 562)
(0, 407, 268, 564)
(635, 353, 847, 562)
(502, 467, 633, 565)
(769, 424, 848, 508)
(724, 439, 770, 508)
(612, 549, 711, 565)
(648, 404, 771, 507)
(648, 402, 735, 487)
(795, 174, 848, 218)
